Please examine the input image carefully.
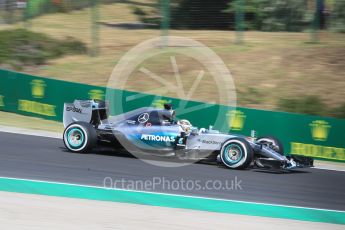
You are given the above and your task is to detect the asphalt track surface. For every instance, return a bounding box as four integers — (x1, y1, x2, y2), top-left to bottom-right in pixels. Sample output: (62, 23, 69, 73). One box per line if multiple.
(0, 131, 344, 211)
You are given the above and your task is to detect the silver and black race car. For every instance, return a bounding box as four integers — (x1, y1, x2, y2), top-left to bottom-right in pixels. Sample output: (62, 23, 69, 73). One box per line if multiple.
(62, 100, 313, 171)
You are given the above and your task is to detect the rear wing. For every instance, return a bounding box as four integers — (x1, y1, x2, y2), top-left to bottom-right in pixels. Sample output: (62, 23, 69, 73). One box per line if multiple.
(63, 100, 109, 128)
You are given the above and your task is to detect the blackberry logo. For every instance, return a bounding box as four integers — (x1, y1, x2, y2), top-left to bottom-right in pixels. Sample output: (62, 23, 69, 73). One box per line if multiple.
(200, 139, 222, 145)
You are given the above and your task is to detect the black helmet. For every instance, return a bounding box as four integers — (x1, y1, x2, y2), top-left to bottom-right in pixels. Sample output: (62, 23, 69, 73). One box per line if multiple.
(160, 104, 175, 122)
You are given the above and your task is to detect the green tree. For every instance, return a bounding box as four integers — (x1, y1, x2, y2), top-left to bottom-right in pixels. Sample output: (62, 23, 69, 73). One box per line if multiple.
(331, 0, 345, 32)
(4, 0, 16, 24)
(261, 0, 309, 31)
(224, 0, 261, 30)
(170, 0, 232, 29)
(226, 0, 310, 31)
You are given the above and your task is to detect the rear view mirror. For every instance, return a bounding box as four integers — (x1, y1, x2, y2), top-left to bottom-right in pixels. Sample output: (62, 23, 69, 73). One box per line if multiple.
(191, 127, 198, 135)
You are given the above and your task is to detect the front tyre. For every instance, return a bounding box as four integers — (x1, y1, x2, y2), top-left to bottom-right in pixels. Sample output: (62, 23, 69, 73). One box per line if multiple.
(63, 122, 97, 153)
(220, 138, 253, 169)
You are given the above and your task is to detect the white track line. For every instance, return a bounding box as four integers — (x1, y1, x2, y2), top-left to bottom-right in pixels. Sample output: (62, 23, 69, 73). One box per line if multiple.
(1, 176, 344, 213)
(313, 166, 345, 172)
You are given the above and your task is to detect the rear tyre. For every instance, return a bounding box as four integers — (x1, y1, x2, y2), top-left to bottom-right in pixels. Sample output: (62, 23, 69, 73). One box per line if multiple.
(257, 136, 284, 155)
(63, 122, 97, 153)
(220, 138, 253, 169)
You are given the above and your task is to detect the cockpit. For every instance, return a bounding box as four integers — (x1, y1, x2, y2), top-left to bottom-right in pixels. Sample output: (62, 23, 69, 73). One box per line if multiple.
(159, 104, 192, 133)
(122, 103, 192, 133)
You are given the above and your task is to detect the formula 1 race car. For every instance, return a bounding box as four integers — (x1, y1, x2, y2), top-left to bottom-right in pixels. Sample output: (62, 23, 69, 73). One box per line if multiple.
(62, 100, 314, 171)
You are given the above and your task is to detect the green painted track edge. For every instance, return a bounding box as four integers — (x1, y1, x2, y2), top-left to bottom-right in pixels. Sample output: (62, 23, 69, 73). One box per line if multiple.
(0, 177, 344, 225)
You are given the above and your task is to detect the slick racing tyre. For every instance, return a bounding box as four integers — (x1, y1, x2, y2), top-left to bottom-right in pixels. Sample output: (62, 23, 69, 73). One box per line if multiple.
(63, 122, 97, 153)
(220, 138, 253, 169)
(257, 136, 284, 155)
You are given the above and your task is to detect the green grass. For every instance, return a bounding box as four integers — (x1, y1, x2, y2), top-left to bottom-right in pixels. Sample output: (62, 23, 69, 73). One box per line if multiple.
(0, 111, 63, 133)
(0, 29, 86, 70)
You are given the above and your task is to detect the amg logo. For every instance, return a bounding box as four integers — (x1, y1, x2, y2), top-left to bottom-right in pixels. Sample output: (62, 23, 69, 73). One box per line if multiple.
(141, 134, 176, 142)
(200, 139, 222, 145)
(66, 106, 82, 113)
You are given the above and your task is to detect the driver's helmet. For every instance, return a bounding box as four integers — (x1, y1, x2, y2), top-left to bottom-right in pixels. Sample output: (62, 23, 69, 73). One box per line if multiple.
(178, 119, 192, 133)
(160, 103, 176, 123)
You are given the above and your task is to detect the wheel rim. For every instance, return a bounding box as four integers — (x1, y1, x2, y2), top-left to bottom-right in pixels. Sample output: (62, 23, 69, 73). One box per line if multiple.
(224, 144, 243, 164)
(67, 128, 84, 148)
